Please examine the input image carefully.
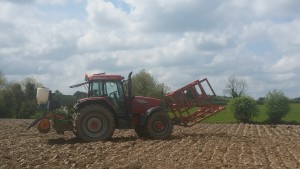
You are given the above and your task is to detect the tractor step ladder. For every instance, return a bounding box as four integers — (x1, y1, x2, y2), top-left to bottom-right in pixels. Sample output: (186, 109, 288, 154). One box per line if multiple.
(165, 78, 224, 127)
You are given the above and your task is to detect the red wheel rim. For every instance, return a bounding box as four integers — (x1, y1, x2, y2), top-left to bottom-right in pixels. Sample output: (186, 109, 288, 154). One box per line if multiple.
(153, 121, 165, 132)
(87, 117, 102, 133)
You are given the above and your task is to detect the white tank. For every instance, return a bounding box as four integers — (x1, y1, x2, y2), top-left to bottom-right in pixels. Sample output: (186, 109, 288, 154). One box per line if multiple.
(36, 87, 49, 104)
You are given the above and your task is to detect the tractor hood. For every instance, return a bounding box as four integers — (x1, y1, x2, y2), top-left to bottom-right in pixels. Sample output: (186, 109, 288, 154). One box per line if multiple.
(131, 96, 165, 114)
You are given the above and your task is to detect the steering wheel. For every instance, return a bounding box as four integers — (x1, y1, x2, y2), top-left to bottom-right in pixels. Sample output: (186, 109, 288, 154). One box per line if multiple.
(109, 91, 118, 100)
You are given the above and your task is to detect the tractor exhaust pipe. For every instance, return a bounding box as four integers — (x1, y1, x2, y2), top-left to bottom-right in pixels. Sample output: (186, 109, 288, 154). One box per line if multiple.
(128, 72, 133, 98)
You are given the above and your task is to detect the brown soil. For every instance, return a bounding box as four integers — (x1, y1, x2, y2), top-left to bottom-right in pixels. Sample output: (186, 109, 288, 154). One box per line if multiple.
(1, 119, 300, 169)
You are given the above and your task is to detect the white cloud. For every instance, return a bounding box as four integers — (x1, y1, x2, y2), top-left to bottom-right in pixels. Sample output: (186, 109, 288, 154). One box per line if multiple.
(86, 0, 128, 29)
(1, 0, 300, 99)
(270, 55, 300, 73)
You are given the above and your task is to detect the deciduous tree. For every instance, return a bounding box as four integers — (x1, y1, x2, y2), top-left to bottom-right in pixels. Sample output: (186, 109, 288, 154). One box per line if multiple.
(132, 69, 170, 99)
(265, 90, 290, 124)
(224, 76, 247, 98)
(228, 96, 258, 123)
(8, 82, 25, 118)
(0, 90, 13, 118)
(0, 76, 43, 118)
(0, 71, 6, 89)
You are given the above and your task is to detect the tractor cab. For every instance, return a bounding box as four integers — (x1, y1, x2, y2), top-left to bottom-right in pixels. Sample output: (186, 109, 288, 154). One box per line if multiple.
(85, 73, 124, 98)
(86, 73, 126, 112)
(70, 73, 131, 120)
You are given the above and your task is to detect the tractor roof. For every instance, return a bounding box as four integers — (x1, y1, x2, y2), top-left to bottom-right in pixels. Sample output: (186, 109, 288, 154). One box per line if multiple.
(86, 73, 124, 81)
(69, 73, 124, 88)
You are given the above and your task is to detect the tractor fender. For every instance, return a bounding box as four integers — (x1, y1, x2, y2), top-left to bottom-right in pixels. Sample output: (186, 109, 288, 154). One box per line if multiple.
(75, 98, 115, 113)
(74, 98, 118, 121)
(140, 106, 165, 126)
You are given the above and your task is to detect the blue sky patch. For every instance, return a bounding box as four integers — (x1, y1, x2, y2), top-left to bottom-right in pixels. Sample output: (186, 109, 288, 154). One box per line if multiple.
(104, 0, 131, 13)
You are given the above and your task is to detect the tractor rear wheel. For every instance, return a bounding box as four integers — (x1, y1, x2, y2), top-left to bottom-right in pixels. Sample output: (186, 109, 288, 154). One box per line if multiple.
(145, 111, 173, 139)
(74, 105, 115, 142)
(72, 113, 79, 137)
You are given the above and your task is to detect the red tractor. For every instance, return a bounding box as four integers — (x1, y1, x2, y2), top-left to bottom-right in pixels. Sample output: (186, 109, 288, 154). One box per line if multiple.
(28, 72, 224, 142)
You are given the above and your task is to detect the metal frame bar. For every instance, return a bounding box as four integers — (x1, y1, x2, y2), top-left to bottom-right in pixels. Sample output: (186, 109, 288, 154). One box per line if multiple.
(165, 78, 224, 126)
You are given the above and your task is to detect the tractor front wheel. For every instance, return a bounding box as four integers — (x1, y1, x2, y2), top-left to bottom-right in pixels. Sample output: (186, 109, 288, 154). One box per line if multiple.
(145, 111, 173, 139)
(74, 105, 115, 142)
(135, 126, 149, 138)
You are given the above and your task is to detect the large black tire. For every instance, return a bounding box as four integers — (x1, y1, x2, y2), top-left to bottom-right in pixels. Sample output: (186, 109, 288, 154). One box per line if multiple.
(72, 113, 79, 137)
(74, 105, 115, 142)
(145, 111, 173, 139)
(135, 125, 149, 138)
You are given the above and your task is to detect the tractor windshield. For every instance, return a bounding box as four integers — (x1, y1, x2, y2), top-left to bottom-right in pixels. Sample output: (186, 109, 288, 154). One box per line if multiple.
(89, 80, 124, 101)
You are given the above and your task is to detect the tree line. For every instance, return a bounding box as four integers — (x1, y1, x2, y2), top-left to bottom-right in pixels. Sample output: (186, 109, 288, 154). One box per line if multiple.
(0, 71, 80, 118)
(223, 75, 292, 124)
(0, 69, 298, 122)
(0, 71, 43, 118)
(0, 70, 170, 119)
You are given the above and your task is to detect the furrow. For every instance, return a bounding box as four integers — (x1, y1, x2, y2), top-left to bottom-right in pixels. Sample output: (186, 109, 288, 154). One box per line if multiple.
(210, 138, 225, 161)
(287, 147, 300, 168)
(227, 123, 238, 135)
(234, 123, 242, 136)
(242, 123, 248, 136)
(256, 124, 262, 137)
(276, 146, 299, 169)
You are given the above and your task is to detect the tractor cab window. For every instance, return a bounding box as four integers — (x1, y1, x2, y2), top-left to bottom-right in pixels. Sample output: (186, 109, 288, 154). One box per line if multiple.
(105, 81, 126, 114)
(104, 81, 124, 102)
(90, 81, 103, 97)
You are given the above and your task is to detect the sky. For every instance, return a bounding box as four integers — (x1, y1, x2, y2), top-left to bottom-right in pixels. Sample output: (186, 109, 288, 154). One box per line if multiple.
(0, 0, 300, 99)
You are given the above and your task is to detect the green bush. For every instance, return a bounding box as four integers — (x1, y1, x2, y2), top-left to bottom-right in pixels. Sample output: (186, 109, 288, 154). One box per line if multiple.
(20, 100, 37, 119)
(265, 90, 290, 124)
(228, 96, 258, 123)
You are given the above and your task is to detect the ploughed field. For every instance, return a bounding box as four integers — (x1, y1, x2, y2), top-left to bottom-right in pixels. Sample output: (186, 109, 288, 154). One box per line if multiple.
(1, 119, 300, 169)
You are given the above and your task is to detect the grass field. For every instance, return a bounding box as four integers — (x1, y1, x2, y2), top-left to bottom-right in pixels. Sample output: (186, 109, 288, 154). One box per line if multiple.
(203, 103, 300, 124)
